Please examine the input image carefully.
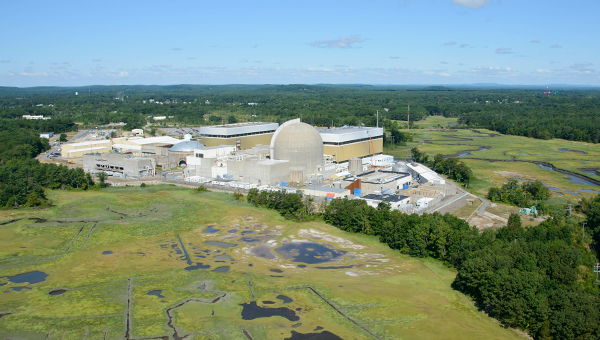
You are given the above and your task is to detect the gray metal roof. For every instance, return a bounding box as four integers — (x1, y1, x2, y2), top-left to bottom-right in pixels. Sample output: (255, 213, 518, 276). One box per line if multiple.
(169, 141, 204, 152)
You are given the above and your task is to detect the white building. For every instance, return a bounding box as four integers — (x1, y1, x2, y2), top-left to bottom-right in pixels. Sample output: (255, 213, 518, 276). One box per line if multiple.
(363, 194, 411, 210)
(39, 132, 54, 139)
(406, 163, 445, 185)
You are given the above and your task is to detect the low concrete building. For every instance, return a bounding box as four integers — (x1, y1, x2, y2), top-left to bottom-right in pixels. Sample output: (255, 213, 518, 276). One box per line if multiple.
(112, 136, 181, 155)
(40, 132, 54, 139)
(406, 163, 445, 184)
(228, 158, 290, 186)
(83, 153, 154, 179)
(303, 185, 350, 199)
(62, 140, 113, 158)
(363, 194, 410, 210)
(340, 170, 412, 196)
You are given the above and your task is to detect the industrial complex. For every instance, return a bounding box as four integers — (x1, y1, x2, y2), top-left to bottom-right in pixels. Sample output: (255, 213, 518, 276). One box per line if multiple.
(65, 118, 458, 213)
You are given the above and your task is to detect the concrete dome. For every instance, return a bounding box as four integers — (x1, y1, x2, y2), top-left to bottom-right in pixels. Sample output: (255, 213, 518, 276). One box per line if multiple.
(169, 141, 204, 152)
(272, 121, 323, 179)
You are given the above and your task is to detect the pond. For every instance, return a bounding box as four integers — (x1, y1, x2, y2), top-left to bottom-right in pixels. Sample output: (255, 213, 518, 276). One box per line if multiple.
(213, 266, 230, 273)
(185, 263, 211, 271)
(240, 301, 299, 321)
(558, 148, 587, 154)
(49, 289, 67, 296)
(202, 226, 221, 233)
(214, 254, 233, 261)
(1, 271, 48, 285)
(102, 251, 113, 255)
(147, 290, 165, 298)
(275, 242, 346, 264)
(277, 295, 293, 304)
(284, 331, 343, 340)
(537, 164, 598, 187)
(206, 241, 237, 249)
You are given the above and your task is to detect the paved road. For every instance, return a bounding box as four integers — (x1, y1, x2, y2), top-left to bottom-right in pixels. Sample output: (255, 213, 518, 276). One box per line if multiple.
(477, 197, 490, 216)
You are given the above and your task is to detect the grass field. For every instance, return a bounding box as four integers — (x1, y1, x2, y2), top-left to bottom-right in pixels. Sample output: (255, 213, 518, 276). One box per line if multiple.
(0, 186, 525, 340)
(385, 116, 600, 202)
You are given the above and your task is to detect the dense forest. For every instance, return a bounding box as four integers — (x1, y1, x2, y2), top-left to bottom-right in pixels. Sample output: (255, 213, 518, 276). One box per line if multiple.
(0, 122, 95, 207)
(0, 84, 598, 142)
(245, 188, 600, 340)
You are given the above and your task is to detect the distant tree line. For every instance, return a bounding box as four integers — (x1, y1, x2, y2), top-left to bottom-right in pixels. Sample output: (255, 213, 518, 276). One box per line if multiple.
(2, 85, 598, 142)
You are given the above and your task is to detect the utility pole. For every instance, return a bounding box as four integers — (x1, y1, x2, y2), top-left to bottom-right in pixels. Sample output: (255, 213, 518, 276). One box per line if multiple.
(376, 110, 379, 128)
(567, 204, 572, 216)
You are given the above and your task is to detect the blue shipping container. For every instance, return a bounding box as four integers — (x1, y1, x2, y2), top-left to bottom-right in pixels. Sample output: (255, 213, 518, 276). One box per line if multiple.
(353, 189, 362, 196)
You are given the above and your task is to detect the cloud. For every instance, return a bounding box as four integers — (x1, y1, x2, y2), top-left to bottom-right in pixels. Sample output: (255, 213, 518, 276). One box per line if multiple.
(460, 43, 470, 48)
(464, 66, 517, 76)
(119, 72, 129, 77)
(549, 44, 562, 48)
(495, 47, 514, 54)
(309, 35, 364, 49)
(251, 44, 258, 48)
(169, 47, 182, 51)
(530, 40, 540, 43)
(50, 62, 70, 70)
(439, 73, 452, 77)
(535, 69, 550, 73)
(187, 57, 196, 60)
(390, 56, 400, 59)
(440, 61, 448, 64)
(0, 60, 10, 63)
(443, 41, 457, 46)
(19, 72, 49, 77)
(253, 61, 262, 63)
(92, 59, 102, 62)
(452, 0, 490, 9)
(569, 62, 595, 74)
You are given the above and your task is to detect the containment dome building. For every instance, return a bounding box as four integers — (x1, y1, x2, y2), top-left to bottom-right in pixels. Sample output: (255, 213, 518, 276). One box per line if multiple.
(271, 119, 323, 182)
(168, 140, 205, 168)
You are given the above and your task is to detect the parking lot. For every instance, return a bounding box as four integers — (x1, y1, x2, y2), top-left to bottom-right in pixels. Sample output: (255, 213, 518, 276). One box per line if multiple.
(159, 127, 202, 136)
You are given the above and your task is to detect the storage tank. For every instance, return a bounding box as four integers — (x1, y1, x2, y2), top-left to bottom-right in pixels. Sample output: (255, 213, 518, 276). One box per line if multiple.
(392, 161, 409, 173)
(349, 158, 363, 175)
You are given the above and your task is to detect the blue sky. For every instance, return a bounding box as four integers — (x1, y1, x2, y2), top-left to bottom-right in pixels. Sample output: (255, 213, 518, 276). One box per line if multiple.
(1, 0, 598, 86)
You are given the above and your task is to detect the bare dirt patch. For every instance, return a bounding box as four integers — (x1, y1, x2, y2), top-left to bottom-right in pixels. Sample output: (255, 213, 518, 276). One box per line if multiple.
(493, 171, 532, 179)
(298, 229, 365, 250)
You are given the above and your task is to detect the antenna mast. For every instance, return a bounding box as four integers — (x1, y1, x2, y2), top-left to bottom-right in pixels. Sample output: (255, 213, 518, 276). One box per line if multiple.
(376, 110, 379, 128)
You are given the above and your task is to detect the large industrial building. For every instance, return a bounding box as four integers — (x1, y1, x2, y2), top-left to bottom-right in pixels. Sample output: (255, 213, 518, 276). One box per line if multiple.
(61, 140, 113, 158)
(182, 119, 391, 186)
(198, 122, 279, 149)
(83, 153, 154, 179)
(319, 126, 383, 163)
